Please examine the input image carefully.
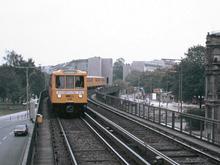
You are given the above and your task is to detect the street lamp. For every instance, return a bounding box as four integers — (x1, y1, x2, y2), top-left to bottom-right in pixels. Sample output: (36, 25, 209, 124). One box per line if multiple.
(176, 58, 183, 112)
(180, 59, 183, 112)
(14, 66, 35, 119)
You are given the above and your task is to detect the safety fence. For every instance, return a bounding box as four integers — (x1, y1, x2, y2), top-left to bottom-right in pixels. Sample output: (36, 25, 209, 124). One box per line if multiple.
(96, 91, 220, 146)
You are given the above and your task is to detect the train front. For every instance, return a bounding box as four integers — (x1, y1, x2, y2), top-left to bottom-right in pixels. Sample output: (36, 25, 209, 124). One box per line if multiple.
(49, 70, 88, 116)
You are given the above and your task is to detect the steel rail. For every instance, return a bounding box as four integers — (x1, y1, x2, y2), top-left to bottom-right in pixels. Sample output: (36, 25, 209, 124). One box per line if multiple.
(84, 112, 151, 165)
(87, 107, 179, 165)
(81, 116, 130, 165)
(89, 98, 220, 163)
(57, 118, 78, 165)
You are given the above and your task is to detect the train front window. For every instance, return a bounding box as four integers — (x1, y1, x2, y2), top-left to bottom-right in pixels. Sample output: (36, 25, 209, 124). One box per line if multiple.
(56, 76, 65, 88)
(75, 76, 84, 88)
(66, 76, 74, 88)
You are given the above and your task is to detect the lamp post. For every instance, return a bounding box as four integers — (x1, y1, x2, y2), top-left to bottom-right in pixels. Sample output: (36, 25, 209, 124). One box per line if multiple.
(180, 60, 183, 112)
(14, 66, 35, 119)
(177, 58, 183, 112)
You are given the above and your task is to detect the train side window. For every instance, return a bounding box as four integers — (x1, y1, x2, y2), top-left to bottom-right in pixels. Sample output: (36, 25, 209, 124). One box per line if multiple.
(66, 76, 74, 88)
(56, 76, 65, 88)
(75, 76, 84, 88)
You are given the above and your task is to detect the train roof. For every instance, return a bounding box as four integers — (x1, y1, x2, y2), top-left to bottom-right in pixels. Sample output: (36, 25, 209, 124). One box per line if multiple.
(87, 76, 105, 78)
(52, 69, 87, 75)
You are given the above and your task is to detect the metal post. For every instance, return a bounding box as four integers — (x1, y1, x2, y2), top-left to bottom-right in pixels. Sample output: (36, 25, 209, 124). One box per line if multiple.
(200, 120, 203, 139)
(180, 61, 183, 113)
(178, 65, 181, 112)
(165, 110, 167, 126)
(148, 106, 150, 120)
(159, 108, 161, 124)
(172, 112, 175, 129)
(180, 115, 183, 132)
(14, 66, 36, 120)
(26, 68, 29, 118)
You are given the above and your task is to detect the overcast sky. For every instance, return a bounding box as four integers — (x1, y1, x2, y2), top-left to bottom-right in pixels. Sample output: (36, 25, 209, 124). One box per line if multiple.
(0, 0, 219, 66)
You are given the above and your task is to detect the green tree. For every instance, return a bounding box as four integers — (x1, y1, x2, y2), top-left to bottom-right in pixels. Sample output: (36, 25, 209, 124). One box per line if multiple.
(125, 70, 142, 86)
(126, 70, 165, 93)
(113, 58, 125, 81)
(0, 50, 45, 103)
(3, 50, 24, 66)
(164, 45, 205, 102)
(183, 45, 205, 101)
(29, 68, 45, 96)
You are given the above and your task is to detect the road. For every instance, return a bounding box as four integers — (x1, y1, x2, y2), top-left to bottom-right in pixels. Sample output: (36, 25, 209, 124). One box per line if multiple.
(0, 111, 34, 165)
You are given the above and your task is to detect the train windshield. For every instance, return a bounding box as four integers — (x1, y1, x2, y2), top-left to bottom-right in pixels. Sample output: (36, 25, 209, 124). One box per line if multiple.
(66, 76, 74, 88)
(75, 76, 84, 88)
(56, 76, 65, 89)
(56, 75, 84, 88)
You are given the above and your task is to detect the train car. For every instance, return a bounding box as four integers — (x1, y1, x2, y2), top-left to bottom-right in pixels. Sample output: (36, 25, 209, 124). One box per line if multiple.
(87, 76, 105, 88)
(49, 70, 106, 116)
(49, 70, 88, 116)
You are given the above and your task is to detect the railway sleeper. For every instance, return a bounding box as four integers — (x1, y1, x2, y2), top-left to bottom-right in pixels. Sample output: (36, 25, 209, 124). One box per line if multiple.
(172, 157, 209, 164)
(162, 150, 197, 157)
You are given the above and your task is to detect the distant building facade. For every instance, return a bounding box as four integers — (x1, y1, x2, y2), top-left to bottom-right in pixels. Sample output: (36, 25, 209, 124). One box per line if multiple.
(205, 32, 220, 142)
(46, 57, 113, 85)
(122, 59, 178, 80)
(101, 58, 113, 85)
(123, 64, 131, 80)
(131, 61, 145, 72)
(88, 57, 102, 76)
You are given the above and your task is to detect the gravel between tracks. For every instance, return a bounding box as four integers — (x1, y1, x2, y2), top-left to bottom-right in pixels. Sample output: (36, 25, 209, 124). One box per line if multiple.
(61, 118, 122, 165)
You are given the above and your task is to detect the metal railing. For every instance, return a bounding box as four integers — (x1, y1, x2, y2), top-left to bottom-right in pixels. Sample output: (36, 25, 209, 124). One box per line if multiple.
(96, 92, 220, 146)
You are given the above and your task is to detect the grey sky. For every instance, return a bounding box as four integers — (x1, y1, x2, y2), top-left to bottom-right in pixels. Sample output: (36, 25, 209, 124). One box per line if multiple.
(0, 0, 219, 66)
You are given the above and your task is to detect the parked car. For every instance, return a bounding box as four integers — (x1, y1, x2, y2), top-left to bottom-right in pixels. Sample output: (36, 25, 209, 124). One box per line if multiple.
(14, 124, 28, 136)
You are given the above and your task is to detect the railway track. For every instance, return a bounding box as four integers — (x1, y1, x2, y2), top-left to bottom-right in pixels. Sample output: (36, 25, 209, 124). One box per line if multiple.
(53, 112, 157, 164)
(59, 117, 125, 164)
(35, 94, 148, 164)
(88, 98, 220, 165)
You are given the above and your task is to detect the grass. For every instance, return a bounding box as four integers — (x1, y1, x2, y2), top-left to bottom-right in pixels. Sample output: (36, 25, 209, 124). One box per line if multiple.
(0, 104, 25, 116)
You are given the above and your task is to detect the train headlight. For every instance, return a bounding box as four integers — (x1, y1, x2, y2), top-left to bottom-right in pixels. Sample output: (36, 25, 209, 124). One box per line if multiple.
(57, 94, 62, 98)
(78, 94, 83, 98)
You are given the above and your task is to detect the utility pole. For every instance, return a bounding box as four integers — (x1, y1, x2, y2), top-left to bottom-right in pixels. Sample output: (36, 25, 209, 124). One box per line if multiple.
(180, 59, 183, 112)
(14, 66, 35, 119)
(26, 68, 29, 117)
(178, 65, 181, 112)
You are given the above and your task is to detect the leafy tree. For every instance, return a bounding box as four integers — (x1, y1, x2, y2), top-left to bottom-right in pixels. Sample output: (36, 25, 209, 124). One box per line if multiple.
(172, 45, 205, 102)
(0, 50, 45, 103)
(29, 68, 45, 96)
(125, 70, 142, 86)
(124, 45, 205, 104)
(126, 70, 165, 93)
(3, 50, 24, 66)
(113, 58, 125, 81)
(113, 79, 128, 89)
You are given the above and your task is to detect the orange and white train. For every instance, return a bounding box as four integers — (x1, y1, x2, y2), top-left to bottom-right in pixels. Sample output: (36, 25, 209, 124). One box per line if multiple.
(49, 70, 105, 116)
